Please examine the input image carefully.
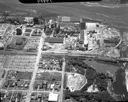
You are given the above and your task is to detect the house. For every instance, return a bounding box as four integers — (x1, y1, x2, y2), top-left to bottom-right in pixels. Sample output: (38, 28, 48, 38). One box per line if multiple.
(58, 16, 70, 22)
(24, 17, 33, 23)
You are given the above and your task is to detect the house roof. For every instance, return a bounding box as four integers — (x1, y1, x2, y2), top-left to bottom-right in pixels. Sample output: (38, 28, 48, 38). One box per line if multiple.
(48, 93, 58, 102)
(45, 37, 63, 43)
(82, 18, 101, 23)
(58, 16, 80, 22)
(80, 31, 84, 42)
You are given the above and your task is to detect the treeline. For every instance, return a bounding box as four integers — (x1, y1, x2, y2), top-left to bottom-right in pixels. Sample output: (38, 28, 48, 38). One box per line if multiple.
(101, 0, 128, 4)
(64, 57, 120, 102)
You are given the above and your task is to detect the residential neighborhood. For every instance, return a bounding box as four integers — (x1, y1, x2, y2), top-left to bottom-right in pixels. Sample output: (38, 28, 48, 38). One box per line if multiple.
(0, 0, 128, 102)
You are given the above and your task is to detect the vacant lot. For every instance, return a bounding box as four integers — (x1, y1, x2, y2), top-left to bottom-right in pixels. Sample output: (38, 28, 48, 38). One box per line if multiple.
(36, 72, 62, 81)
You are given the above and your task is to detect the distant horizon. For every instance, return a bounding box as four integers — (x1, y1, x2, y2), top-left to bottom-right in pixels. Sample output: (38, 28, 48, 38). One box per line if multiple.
(0, 0, 127, 30)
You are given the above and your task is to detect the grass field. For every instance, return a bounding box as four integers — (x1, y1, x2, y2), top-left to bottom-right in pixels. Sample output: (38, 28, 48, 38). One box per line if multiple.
(36, 72, 62, 81)
(84, 60, 120, 75)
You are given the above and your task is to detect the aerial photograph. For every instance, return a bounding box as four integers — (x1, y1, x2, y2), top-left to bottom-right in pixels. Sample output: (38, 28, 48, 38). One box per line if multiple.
(0, 0, 128, 102)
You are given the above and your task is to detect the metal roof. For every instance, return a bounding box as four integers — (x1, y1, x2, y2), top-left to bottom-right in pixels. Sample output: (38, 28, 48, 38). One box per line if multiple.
(45, 37, 63, 43)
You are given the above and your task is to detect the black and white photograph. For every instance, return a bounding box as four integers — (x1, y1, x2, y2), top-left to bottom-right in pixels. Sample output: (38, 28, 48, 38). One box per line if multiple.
(0, 0, 128, 102)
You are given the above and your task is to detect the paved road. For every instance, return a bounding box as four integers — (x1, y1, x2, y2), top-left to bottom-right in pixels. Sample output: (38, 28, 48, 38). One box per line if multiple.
(32, 90, 60, 94)
(25, 30, 45, 102)
(125, 71, 128, 92)
(2, 68, 34, 72)
(41, 51, 128, 62)
(38, 69, 62, 74)
(60, 57, 66, 102)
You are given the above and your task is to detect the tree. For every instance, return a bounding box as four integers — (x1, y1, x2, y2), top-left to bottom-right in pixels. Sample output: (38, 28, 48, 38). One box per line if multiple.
(102, 0, 121, 4)
(95, 73, 108, 92)
(38, 15, 45, 24)
(2, 11, 9, 22)
(16, 28, 22, 35)
(33, 17, 39, 25)
(120, 0, 128, 4)
(86, 68, 97, 80)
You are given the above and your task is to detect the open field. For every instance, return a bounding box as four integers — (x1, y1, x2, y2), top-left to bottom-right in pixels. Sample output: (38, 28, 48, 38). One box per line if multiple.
(84, 59, 120, 75)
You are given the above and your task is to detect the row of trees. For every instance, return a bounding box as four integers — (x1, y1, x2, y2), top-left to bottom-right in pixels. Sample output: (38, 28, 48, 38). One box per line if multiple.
(0, 11, 25, 24)
(64, 57, 128, 102)
(65, 91, 116, 102)
(0, 11, 45, 25)
(102, 0, 122, 4)
(102, 0, 128, 4)
(64, 57, 120, 102)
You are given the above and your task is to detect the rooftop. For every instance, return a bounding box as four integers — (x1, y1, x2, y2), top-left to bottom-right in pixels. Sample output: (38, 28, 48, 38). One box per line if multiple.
(45, 37, 64, 43)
